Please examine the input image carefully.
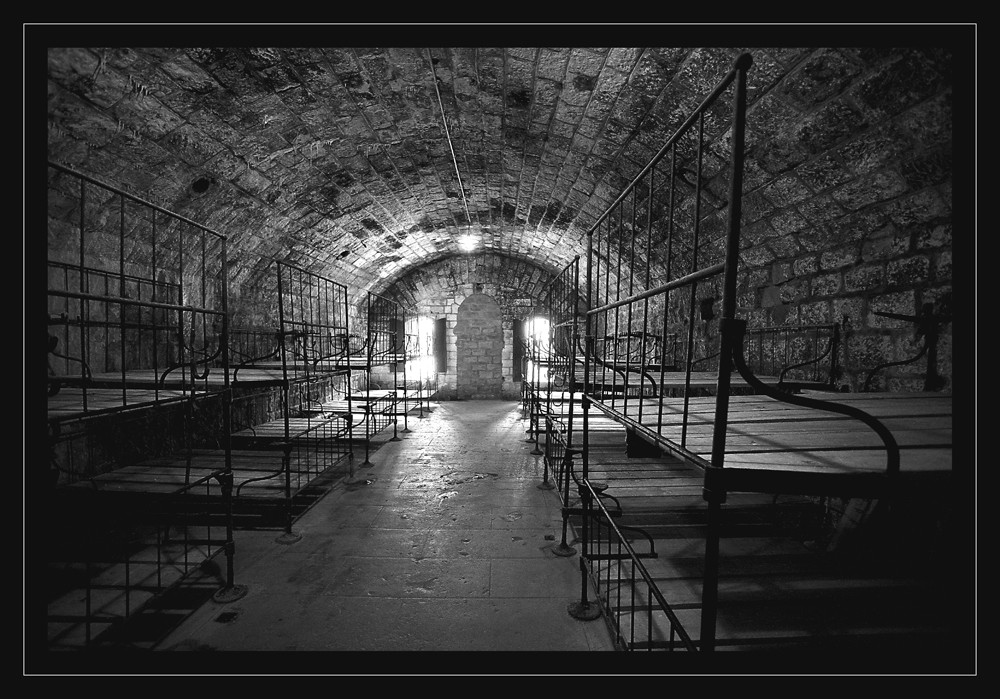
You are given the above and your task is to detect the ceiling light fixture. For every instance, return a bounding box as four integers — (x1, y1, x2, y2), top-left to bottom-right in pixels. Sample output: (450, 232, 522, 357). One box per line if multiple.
(459, 234, 477, 253)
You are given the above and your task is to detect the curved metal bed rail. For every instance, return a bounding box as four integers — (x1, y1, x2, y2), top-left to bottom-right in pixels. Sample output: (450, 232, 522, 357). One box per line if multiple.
(863, 305, 950, 392)
(574, 334, 636, 396)
(722, 318, 901, 480)
(229, 329, 283, 381)
(157, 328, 224, 386)
(47, 330, 93, 395)
(774, 324, 840, 389)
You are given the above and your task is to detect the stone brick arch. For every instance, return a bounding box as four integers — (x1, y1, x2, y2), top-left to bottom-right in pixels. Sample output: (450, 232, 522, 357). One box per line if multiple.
(454, 293, 504, 399)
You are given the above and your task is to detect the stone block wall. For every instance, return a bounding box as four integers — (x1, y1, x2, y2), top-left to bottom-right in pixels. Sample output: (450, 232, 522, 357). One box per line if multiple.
(382, 253, 555, 400)
(455, 293, 505, 399)
(732, 48, 955, 392)
(45, 46, 958, 396)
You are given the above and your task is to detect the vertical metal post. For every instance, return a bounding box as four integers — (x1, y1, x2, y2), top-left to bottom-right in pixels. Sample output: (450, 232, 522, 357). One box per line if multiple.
(701, 52, 752, 653)
(625, 192, 637, 411)
(78, 177, 90, 412)
(531, 313, 545, 455)
(151, 210, 160, 396)
(399, 306, 410, 433)
(525, 322, 538, 441)
(640, 165, 654, 422)
(682, 112, 706, 450)
(554, 264, 576, 554)
(612, 208, 623, 406)
(567, 394, 600, 621)
(600, 218, 610, 397)
(200, 231, 208, 384)
(361, 293, 374, 466)
(416, 331, 427, 419)
(569, 257, 580, 478)
(345, 285, 355, 461)
(118, 193, 127, 390)
(275, 264, 301, 544)
(658, 145, 677, 437)
(215, 236, 245, 600)
(831, 324, 841, 390)
(177, 211, 188, 388)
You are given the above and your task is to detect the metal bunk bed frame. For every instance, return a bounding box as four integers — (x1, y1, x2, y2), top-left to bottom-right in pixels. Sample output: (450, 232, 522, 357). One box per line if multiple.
(42, 160, 247, 651)
(568, 51, 951, 655)
(225, 261, 355, 542)
(319, 290, 407, 466)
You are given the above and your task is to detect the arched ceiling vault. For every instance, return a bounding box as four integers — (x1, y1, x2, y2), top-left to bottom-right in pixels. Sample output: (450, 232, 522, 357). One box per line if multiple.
(37, 29, 960, 311)
(42, 42, 771, 306)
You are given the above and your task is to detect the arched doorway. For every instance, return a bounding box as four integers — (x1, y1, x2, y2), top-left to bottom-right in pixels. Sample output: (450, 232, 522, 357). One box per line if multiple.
(454, 293, 504, 399)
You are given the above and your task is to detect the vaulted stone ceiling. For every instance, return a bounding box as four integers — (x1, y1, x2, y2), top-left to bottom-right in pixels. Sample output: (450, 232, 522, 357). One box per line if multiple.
(36, 26, 967, 309)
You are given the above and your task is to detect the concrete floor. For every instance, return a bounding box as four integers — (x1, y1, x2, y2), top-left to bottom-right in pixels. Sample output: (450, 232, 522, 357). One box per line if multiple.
(149, 399, 616, 672)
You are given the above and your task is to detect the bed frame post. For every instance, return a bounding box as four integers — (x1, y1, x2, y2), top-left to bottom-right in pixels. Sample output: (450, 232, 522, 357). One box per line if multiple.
(215, 237, 248, 600)
(275, 265, 302, 544)
(701, 51, 752, 653)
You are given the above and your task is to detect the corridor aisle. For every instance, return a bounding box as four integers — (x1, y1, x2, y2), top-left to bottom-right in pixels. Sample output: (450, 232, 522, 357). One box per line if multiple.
(153, 399, 615, 670)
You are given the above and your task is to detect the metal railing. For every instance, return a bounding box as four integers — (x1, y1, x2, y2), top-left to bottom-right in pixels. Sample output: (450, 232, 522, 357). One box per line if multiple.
(44, 161, 244, 653)
(862, 303, 951, 392)
(277, 261, 352, 378)
(573, 51, 908, 654)
(578, 477, 697, 652)
(690, 322, 842, 392)
(47, 161, 230, 404)
(578, 54, 755, 651)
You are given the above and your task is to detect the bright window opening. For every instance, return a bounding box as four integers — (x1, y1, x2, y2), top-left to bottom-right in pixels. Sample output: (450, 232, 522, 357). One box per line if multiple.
(408, 315, 436, 378)
(525, 316, 550, 344)
(417, 315, 434, 353)
(406, 355, 437, 379)
(525, 316, 550, 371)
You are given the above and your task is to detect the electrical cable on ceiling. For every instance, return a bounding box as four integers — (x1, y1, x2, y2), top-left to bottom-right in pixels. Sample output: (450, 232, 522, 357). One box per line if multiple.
(427, 48, 473, 234)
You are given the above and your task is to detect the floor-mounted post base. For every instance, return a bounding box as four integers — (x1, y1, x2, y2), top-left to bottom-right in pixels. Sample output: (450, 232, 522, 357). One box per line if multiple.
(567, 600, 602, 621)
(212, 584, 249, 603)
(553, 542, 576, 557)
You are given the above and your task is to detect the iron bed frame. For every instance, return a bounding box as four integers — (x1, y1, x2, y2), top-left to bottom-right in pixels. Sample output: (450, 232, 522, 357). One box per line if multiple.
(223, 261, 356, 540)
(548, 53, 952, 654)
(42, 160, 246, 651)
